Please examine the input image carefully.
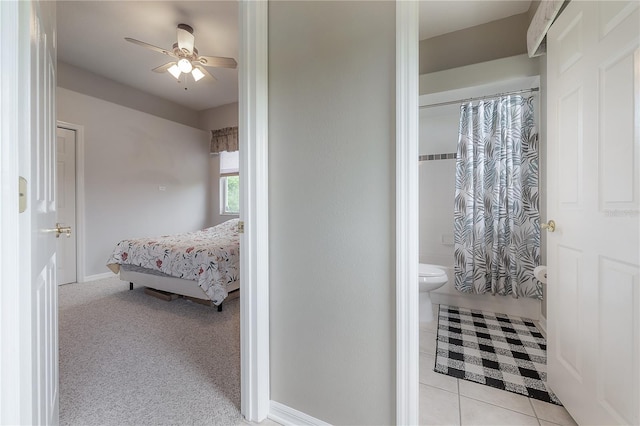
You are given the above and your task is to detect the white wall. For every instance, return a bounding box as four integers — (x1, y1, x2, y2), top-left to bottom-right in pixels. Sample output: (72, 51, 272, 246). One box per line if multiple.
(419, 13, 529, 74)
(57, 87, 210, 278)
(58, 62, 200, 128)
(198, 102, 238, 131)
(198, 102, 239, 226)
(419, 104, 459, 266)
(420, 54, 540, 96)
(268, 1, 395, 424)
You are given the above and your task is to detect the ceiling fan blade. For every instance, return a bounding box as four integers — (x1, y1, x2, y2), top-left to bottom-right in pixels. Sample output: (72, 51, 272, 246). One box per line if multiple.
(177, 24, 195, 55)
(125, 37, 176, 58)
(152, 62, 176, 73)
(196, 55, 238, 69)
(195, 65, 217, 82)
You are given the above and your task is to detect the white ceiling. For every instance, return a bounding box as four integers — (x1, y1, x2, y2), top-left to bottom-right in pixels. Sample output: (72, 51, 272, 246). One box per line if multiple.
(57, 1, 531, 112)
(57, 1, 239, 112)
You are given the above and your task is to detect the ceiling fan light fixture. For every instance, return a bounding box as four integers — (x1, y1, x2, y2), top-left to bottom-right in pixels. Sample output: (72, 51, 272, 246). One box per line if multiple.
(167, 64, 181, 80)
(191, 67, 205, 82)
(125, 24, 236, 86)
(177, 58, 193, 73)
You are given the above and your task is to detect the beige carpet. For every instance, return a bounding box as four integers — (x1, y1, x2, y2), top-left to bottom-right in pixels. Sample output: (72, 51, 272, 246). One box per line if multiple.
(59, 276, 242, 425)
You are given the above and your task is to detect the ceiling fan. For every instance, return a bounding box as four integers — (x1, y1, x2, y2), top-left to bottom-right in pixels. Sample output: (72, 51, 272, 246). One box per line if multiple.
(125, 24, 237, 83)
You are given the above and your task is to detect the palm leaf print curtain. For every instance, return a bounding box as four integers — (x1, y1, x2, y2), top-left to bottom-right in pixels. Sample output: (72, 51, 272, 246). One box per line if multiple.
(454, 95, 541, 299)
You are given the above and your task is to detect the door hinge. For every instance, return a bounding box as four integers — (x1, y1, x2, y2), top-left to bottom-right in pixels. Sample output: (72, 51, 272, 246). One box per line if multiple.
(238, 221, 245, 234)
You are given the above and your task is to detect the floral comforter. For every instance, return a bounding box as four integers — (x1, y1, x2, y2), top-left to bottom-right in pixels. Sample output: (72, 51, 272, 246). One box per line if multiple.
(106, 219, 240, 305)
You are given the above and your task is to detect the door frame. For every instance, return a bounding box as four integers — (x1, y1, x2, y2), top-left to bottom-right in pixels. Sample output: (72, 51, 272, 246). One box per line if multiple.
(239, 0, 270, 421)
(56, 121, 86, 284)
(0, 1, 28, 423)
(0, 0, 271, 423)
(396, 1, 420, 425)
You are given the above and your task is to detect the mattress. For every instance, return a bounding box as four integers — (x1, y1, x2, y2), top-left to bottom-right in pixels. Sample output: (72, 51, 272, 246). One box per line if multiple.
(106, 219, 240, 305)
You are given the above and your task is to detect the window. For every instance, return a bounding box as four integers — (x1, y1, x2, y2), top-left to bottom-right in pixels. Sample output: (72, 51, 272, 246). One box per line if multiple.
(221, 175, 239, 214)
(220, 150, 239, 215)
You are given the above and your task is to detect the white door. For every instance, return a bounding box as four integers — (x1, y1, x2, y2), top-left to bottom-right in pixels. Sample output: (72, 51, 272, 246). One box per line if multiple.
(56, 127, 77, 285)
(14, 0, 59, 424)
(546, 1, 639, 425)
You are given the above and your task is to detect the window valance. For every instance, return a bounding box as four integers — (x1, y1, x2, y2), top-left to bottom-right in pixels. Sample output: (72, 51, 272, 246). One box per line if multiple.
(210, 126, 238, 153)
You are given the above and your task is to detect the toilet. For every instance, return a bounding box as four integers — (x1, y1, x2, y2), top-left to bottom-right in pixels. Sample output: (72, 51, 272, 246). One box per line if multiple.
(419, 263, 448, 323)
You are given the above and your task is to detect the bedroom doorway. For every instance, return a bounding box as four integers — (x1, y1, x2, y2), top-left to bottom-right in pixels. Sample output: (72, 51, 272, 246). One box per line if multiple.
(55, 121, 86, 286)
(55, 126, 77, 285)
(1, 1, 266, 422)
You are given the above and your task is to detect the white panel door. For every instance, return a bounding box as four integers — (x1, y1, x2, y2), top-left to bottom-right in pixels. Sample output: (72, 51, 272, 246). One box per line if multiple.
(20, 1, 59, 423)
(56, 127, 77, 285)
(546, 1, 639, 425)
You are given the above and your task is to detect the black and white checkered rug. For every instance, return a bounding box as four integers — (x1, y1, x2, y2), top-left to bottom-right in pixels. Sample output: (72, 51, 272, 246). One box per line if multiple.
(434, 304, 562, 405)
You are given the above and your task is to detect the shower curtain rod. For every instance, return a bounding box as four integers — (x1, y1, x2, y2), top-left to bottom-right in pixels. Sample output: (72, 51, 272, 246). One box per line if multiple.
(419, 87, 539, 109)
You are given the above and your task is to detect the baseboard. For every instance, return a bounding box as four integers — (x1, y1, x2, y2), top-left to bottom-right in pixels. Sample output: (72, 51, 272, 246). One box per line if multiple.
(537, 315, 547, 336)
(81, 272, 114, 282)
(431, 291, 540, 320)
(269, 401, 330, 426)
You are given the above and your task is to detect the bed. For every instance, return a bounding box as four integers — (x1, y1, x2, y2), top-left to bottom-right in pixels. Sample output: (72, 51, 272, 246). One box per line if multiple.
(106, 218, 240, 309)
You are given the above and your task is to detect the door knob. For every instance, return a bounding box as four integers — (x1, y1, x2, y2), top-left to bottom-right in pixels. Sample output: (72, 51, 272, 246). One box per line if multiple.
(541, 220, 556, 232)
(44, 223, 72, 238)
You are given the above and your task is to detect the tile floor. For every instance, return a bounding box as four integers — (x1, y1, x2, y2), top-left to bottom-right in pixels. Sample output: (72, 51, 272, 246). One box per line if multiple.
(420, 306, 578, 426)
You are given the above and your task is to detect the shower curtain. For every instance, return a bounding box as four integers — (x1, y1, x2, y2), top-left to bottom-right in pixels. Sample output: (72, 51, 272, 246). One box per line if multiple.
(453, 95, 541, 299)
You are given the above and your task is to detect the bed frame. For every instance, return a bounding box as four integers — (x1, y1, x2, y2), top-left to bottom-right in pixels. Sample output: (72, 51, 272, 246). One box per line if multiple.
(120, 265, 240, 312)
